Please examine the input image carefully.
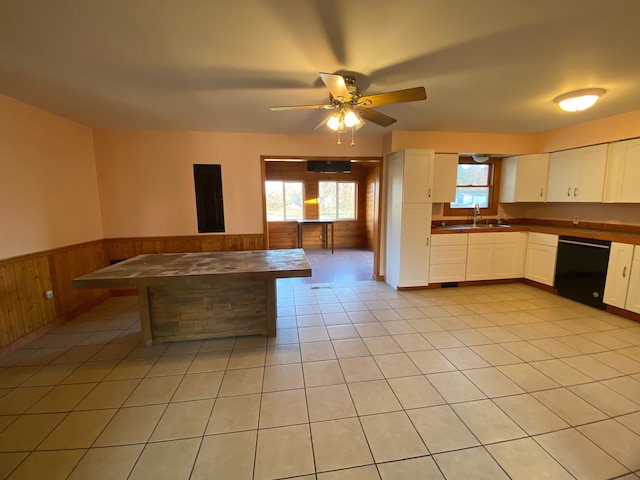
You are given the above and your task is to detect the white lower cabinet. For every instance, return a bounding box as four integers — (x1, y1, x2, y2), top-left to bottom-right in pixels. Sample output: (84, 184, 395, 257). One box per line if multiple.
(429, 234, 468, 283)
(524, 232, 558, 286)
(625, 246, 640, 314)
(604, 242, 634, 309)
(465, 232, 526, 281)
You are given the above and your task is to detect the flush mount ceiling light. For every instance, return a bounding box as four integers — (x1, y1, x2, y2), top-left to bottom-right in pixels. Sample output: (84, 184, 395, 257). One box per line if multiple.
(472, 154, 491, 163)
(553, 88, 606, 112)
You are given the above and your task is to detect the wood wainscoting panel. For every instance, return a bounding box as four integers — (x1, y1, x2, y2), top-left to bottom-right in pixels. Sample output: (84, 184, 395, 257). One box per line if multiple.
(0, 240, 109, 351)
(104, 234, 265, 262)
(0, 255, 56, 347)
(49, 241, 110, 319)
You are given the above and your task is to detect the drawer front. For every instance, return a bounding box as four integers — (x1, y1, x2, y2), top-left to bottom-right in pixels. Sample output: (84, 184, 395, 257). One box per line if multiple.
(528, 232, 558, 247)
(429, 263, 466, 283)
(431, 233, 468, 247)
(430, 245, 467, 265)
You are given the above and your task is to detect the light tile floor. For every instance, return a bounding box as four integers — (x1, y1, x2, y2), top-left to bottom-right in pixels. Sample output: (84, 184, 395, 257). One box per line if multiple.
(1, 254, 640, 478)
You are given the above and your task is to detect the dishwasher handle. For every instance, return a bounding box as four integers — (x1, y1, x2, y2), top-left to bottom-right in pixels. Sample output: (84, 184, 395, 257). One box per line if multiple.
(558, 238, 611, 250)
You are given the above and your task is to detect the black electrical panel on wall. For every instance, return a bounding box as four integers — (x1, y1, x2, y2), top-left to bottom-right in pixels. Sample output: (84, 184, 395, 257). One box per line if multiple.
(193, 164, 225, 233)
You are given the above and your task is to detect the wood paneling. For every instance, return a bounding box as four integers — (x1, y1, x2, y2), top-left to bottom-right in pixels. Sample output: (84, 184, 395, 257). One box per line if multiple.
(104, 234, 265, 261)
(50, 241, 110, 319)
(0, 240, 108, 351)
(265, 161, 378, 250)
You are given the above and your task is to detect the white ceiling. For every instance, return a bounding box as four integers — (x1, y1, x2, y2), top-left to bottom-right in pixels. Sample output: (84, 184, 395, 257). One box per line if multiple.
(1, 0, 640, 137)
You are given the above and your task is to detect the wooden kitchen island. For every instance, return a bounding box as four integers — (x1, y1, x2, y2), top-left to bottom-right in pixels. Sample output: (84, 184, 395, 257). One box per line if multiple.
(72, 249, 311, 345)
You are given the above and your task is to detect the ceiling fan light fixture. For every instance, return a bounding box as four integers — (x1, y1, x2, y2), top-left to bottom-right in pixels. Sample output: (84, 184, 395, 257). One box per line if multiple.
(343, 109, 361, 128)
(327, 113, 342, 131)
(553, 88, 606, 112)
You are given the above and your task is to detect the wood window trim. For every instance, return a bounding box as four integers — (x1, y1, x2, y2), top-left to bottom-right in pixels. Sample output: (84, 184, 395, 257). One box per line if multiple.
(442, 157, 501, 217)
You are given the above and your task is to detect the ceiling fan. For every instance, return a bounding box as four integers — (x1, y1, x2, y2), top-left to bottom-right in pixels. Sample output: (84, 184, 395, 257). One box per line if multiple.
(269, 72, 427, 144)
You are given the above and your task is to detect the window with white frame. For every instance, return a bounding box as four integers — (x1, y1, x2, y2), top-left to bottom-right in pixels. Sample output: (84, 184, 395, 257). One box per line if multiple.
(265, 181, 303, 220)
(318, 181, 356, 220)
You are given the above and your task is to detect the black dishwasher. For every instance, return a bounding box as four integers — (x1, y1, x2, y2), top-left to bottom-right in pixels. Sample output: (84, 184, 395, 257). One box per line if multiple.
(554, 236, 611, 309)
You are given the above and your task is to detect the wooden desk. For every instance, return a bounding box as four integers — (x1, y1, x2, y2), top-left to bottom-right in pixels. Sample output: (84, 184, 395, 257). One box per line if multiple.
(72, 249, 311, 345)
(297, 219, 335, 253)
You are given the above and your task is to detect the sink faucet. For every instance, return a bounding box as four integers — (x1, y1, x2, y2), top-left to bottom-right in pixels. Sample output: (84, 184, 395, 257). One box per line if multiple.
(472, 204, 481, 227)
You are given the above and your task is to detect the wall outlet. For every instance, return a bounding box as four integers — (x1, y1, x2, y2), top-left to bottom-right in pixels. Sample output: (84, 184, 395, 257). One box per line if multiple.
(572, 216, 579, 225)
(45, 290, 54, 299)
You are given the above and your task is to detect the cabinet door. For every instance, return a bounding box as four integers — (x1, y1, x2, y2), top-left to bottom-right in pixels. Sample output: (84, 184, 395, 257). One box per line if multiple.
(625, 258, 640, 314)
(547, 151, 580, 202)
(432, 153, 458, 202)
(466, 244, 493, 281)
(547, 145, 607, 202)
(398, 203, 431, 287)
(604, 242, 634, 308)
(403, 149, 434, 203)
(492, 243, 521, 279)
(604, 138, 640, 203)
(501, 154, 550, 203)
(525, 243, 557, 286)
(575, 144, 608, 202)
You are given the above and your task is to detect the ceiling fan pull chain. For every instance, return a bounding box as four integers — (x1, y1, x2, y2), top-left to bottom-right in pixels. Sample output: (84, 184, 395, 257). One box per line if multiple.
(337, 131, 341, 145)
(351, 127, 356, 146)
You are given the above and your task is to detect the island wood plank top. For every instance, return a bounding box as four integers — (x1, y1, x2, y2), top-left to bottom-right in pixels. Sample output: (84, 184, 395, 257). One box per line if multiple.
(72, 249, 311, 345)
(72, 249, 312, 289)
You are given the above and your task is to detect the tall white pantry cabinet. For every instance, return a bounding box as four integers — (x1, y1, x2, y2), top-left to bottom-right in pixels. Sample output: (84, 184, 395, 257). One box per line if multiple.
(385, 149, 457, 289)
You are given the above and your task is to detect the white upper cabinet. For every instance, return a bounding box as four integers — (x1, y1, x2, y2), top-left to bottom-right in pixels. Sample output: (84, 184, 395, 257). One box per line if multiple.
(399, 149, 434, 203)
(432, 153, 459, 203)
(603, 138, 640, 203)
(500, 154, 550, 203)
(546, 144, 608, 202)
(387, 149, 458, 204)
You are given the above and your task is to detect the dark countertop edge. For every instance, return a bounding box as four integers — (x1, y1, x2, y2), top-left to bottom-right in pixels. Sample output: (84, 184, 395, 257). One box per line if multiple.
(432, 224, 640, 244)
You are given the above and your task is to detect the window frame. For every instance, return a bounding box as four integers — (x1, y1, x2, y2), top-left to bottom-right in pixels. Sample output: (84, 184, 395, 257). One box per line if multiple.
(443, 157, 501, 217)
(318, 180, 358, 221)
(264, 180, 304, 221)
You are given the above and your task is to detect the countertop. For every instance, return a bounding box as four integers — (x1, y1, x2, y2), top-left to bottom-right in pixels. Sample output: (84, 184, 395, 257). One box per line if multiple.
(432, 223, 640, 244)
(72, 249, 312, 289)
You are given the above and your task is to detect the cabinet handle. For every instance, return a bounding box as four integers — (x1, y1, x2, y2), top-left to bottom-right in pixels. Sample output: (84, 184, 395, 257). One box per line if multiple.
(623, 266, 627, 278)
(567, 187, 571, 197)
(574, 187, 578, 197)
(426, 238, 429, 246)
(428, 188, 432, 198)
(540, 188, 543, 197)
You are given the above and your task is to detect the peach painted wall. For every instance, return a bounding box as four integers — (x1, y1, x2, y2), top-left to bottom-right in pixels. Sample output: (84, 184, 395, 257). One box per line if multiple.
(0, 94, 103, 260)
(537, 110, 640, 152)
(92, 130, 382, 238)
(384, 130, 538, 156)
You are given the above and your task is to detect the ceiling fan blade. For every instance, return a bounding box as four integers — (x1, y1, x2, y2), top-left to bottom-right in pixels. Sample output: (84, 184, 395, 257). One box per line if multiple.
(269, 103, 335, 111)
(357, 108, 397, 127)
(319, 72, 351, 102)
(359, 87, 426, 108)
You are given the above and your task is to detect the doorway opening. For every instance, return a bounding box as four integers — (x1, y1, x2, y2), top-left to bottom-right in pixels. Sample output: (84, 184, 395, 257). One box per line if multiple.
(260, 156, 382, 281)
